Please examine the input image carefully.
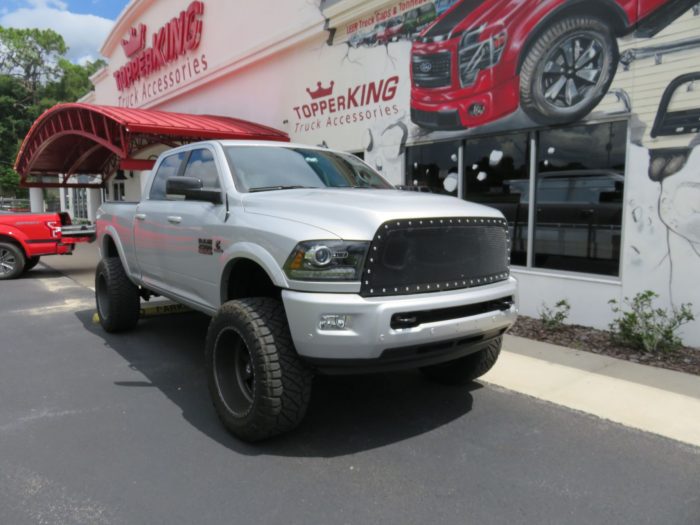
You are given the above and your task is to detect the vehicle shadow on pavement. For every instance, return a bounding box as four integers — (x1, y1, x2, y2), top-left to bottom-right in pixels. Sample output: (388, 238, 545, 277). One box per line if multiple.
(75, 309, 479, 458)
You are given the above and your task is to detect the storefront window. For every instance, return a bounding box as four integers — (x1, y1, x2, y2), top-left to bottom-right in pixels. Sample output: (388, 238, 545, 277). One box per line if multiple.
(405, 140, 460, 194)
(463, 133, 529, 266)
(534, 121, 626, 276)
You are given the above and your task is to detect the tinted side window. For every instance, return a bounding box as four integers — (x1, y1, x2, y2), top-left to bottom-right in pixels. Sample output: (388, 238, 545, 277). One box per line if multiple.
(149, 152, 185, 200)
(182, 149, 221, 189)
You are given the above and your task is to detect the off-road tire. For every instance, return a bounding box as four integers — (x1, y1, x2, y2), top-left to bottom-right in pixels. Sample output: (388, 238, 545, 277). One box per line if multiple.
(0, 242, 26, 280)
(205, 298, 313, 442)
(519, 16, 618, 125)
(95, 257, 140, 333)
(24, 256, 41, 272)
(421, 337, 502, 385)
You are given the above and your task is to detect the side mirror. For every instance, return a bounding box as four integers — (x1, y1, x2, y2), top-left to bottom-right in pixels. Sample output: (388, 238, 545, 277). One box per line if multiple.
(166, 176, 222, 204)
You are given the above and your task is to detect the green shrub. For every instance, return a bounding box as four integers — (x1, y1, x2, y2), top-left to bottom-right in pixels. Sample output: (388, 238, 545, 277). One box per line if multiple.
(608, 291, 694, 353)
(538, 299, 570, 330)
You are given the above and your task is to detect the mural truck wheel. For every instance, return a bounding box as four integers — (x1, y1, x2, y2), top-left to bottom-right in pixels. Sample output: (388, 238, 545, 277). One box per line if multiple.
(519, 16, 618, 125)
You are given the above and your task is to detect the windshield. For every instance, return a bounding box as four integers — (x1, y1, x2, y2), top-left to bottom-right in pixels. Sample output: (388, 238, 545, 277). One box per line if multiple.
(224, 146, 393, 192)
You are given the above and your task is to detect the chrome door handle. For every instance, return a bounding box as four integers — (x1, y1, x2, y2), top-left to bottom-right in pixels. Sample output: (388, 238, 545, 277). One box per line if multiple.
(167, 216, 182, 224)
(135, 213, 146, 220)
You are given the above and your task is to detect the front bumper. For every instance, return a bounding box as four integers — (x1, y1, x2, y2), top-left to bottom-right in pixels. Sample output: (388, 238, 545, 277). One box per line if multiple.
(282, 277, 518, 368)
(410, 75, 519, 130)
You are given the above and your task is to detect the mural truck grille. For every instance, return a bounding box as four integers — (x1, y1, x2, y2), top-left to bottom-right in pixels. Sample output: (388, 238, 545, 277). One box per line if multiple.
(360, 218, 510, 297)
(412, 53, 452, 88)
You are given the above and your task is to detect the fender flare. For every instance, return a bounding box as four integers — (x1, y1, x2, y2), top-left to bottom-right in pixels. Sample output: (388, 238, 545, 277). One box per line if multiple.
(219, 242, 290, 299)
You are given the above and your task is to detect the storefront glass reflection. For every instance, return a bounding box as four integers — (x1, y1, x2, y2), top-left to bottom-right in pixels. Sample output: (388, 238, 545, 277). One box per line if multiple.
(404, 141, 460, 194)
(535, 122, 626, 276)
(463, 133, 529, 266)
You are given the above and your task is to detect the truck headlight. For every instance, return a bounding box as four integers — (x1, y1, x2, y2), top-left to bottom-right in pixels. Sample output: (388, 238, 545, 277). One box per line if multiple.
(458, 25, 507, 87)
(284, 241, 369, 281)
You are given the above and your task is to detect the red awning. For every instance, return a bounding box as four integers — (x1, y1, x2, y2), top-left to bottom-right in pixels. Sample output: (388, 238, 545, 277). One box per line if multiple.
(14, 103, 289, 188)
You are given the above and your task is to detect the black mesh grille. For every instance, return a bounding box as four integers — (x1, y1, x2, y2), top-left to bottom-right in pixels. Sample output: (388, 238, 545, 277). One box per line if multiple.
(412, 53, 452, 88)
(360, 217, 510, 297)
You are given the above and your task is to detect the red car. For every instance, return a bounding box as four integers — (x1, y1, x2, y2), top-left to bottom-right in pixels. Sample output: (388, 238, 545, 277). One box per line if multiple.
(410, 0, 696, 130)
(0, 210, 94, 279)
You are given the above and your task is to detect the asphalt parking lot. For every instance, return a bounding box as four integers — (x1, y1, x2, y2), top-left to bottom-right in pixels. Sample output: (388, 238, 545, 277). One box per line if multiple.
(1, 252, 699, 525)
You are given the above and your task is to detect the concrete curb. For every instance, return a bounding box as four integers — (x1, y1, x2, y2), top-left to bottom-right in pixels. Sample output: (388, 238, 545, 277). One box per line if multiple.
(483, 335, 700, 448)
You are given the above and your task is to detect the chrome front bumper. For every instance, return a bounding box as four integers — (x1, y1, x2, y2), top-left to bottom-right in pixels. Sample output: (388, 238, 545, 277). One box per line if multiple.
(282, 277, 518, 364)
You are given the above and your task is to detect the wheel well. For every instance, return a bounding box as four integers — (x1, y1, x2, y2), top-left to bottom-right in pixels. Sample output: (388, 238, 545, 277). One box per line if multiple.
(0, 234, 27, 257)
(517, 0, 628, 72)
(221, 258, 280, 303)
(103, 235, 119, 258)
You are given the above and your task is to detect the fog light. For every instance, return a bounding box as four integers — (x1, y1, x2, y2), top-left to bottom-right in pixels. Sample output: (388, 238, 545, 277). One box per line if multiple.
(319, 314, 349, 330)
(469, 103, 485, 117)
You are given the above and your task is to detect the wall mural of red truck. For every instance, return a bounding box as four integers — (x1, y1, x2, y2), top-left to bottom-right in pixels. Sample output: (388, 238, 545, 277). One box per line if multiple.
(409, 0, 698, 130)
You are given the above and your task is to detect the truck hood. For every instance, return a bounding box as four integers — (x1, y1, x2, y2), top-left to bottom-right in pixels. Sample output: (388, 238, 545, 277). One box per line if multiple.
(241, 188, 503, 240)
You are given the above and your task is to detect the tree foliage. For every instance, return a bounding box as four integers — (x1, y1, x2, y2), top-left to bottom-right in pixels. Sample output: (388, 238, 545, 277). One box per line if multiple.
(0, 26, 104, 197)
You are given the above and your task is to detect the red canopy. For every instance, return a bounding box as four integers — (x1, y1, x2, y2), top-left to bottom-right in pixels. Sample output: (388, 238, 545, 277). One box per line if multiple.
(14, 103, 289, 188)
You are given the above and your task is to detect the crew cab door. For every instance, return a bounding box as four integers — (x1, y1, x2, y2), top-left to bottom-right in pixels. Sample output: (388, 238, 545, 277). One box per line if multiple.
(157, 147, 227, 310)
(133, 150, 187, 292)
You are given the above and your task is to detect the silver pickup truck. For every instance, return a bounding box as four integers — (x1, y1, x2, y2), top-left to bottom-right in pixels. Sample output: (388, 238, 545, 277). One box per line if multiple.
(95, 140, 518, 441)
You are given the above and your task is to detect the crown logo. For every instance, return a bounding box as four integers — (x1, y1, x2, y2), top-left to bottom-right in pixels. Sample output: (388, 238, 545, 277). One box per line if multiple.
(121, 23, 147, 58)
(306, 81, 335, 99)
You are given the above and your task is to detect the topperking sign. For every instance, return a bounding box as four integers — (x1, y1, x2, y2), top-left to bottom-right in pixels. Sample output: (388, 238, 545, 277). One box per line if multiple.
(114, 0, 208, 105)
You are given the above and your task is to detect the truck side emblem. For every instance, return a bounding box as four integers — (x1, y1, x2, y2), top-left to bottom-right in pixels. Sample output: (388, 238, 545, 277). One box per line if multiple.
(214, 240, 223, 253)
(198, 238, 213, 255)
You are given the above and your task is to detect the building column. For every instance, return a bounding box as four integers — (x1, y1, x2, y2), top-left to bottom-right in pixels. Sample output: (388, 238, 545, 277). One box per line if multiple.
(29, 187, 44, 213)
(67, 187, 75, 219)
(86, 188, 102, 223)
(59, 187, 67, 212)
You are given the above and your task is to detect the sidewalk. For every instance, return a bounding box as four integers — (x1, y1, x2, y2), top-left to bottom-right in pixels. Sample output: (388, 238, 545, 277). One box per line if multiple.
(485, 335, 700, 448)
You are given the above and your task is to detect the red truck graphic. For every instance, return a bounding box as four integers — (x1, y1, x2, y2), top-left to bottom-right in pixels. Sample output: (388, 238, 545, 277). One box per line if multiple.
(0, 211, 94, 279)
(410, 0, 697, 130)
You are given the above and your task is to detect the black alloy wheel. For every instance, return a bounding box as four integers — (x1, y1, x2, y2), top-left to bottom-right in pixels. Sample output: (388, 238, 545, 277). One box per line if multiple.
(205, 298, 313, 442)
(212, 327, 256, 416)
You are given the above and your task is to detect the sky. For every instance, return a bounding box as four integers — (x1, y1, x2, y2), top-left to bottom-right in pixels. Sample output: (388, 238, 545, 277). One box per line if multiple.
(0, 0, 129, 64)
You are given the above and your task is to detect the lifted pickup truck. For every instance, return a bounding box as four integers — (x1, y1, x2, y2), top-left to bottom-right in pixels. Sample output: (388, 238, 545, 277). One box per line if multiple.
(95, 140, 518, 441)
(0, 210, 94, 279)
